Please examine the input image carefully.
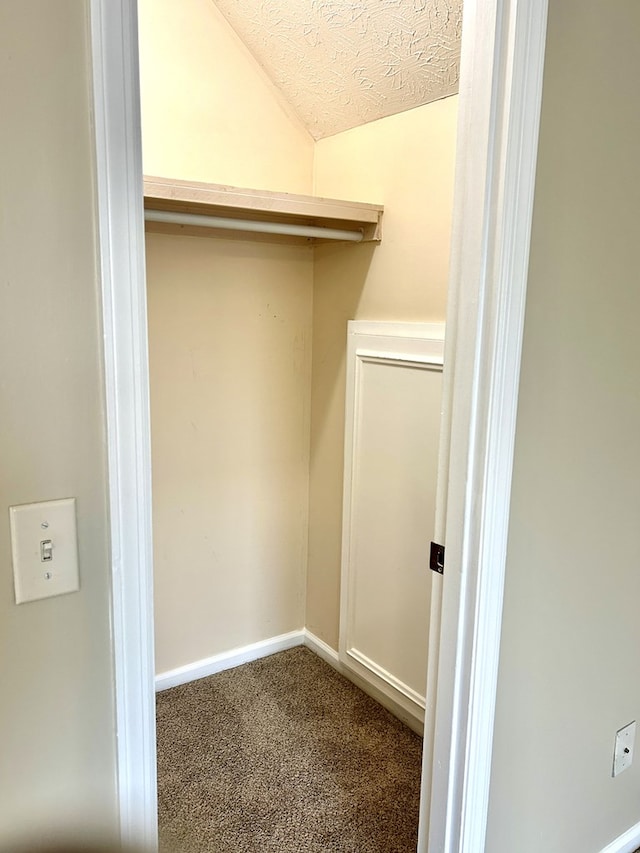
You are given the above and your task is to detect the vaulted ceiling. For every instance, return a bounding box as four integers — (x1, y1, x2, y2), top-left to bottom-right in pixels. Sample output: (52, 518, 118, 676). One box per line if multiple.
(212, 0, 463, 140)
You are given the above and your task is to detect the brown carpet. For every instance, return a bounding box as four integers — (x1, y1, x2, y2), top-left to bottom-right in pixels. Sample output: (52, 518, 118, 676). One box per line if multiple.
(156, 646, 423, 853)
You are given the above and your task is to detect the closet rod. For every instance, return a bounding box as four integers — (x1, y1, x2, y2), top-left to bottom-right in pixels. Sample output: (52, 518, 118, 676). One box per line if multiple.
(144, 209, 365, 242)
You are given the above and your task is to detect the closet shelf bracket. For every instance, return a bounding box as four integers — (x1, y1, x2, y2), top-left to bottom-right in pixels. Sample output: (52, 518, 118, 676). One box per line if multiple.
(143, 176, 383, 244)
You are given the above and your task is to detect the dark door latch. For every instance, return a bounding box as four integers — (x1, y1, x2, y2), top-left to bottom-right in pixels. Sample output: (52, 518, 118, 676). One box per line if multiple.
(430, 541, 445, 574)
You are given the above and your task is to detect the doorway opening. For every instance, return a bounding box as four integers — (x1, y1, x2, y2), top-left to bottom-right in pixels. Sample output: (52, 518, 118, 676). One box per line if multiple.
(138, 1, 459, 850)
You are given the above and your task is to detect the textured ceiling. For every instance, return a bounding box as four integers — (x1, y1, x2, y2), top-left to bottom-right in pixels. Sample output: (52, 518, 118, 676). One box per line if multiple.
(212, 0, 463, 140)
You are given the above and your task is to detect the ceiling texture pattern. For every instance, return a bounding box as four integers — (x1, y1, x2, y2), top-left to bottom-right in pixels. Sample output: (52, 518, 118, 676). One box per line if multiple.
(211, 0, 463, 139)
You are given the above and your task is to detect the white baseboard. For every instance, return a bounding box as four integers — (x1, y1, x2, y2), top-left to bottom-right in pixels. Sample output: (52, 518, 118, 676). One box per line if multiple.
(156, 627, 423, 735)
(303, 628, 340, 667)
(155, 629, 305, 691)
(303, 630, 423, 735)
(600, 821, 640, 853)
(346, 646, 426, 711)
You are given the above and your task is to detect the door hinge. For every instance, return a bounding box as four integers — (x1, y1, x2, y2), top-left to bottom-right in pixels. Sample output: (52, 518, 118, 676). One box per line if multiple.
(430, 541, 445, 574)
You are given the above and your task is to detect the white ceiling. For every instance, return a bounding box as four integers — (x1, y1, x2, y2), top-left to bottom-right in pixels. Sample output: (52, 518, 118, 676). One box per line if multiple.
(212, 0, 463, 140)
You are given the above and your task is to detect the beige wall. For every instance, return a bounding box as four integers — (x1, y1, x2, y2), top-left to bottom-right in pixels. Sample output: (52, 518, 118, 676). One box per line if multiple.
(140, 0, 316, 673)
(0, 1, 116, 843)
(307, 99, 458, 647)
(138, 0, 313, 193)
(139, 0, 458, 667)
(486, 2, 640, 850)
(148, 235, 313, 673)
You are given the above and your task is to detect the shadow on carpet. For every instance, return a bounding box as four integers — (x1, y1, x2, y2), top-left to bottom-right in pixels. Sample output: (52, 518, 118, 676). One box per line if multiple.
(156, 646, 423, 853)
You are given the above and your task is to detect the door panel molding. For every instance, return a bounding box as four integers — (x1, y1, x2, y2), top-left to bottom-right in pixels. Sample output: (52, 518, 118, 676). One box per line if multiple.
(339, 321, 445, 730)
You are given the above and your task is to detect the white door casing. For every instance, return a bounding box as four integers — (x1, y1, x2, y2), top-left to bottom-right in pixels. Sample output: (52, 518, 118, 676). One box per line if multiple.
(420, 0, 549, 851)
(89, 0, 157, 848)
(89, 0, 549, 849)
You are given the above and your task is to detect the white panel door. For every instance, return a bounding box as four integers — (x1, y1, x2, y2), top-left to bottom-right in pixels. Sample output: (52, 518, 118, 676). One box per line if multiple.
(340, 321, 444, 725)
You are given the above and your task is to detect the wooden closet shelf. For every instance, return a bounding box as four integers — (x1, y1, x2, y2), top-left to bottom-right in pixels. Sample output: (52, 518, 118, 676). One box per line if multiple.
(143, 176, 383, 243)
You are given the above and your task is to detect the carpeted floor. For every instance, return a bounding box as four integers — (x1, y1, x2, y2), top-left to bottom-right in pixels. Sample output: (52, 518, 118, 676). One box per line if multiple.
(156, 646, 423, 853)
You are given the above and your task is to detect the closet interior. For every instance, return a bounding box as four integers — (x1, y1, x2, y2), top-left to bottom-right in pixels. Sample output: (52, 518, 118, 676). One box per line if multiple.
(139, 0, 460, 742)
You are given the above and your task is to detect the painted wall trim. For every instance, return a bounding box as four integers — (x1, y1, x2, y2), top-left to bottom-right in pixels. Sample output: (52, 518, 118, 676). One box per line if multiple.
(155, 631, 305, 692)
(304, 631, 423, 735)
(153, 628, 423, 733)
(346, 647, 427, 710)
(420, 0, 550, 851)
(89, 0, 157, 848)
(600, 821, 640, 853)
(303, 629, 340, 667)
(155, 629, 423, 734)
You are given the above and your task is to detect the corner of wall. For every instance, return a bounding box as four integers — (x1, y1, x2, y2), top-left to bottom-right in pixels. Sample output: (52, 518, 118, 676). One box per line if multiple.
(138, 0, 314, 192)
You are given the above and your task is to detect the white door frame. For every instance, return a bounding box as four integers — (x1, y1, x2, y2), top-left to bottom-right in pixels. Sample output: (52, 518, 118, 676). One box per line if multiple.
(90, 1, 157, 848)
(89, 0, 548, 850)
(420, 1, 548, 850)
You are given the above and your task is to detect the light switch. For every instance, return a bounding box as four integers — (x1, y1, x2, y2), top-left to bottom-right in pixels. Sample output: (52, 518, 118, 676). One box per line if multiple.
(9, 498, 79, 604)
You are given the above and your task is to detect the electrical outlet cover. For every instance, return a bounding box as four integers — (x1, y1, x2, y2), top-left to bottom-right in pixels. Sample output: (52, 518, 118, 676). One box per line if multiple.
(612, 721, 636, 777)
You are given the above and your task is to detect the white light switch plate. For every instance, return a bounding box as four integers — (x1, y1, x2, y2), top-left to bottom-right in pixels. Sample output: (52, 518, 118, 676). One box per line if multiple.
(9, 498, 79, 604)
(613, 720, 636, 777)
